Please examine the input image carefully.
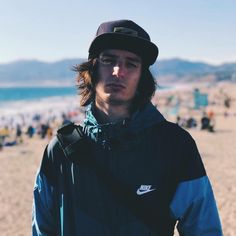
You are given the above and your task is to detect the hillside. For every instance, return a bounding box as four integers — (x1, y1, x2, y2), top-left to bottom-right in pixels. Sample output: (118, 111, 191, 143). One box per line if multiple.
(0, 59, 84, 86)
(153, 59, 236, 84)
(0, 58, 236, 86)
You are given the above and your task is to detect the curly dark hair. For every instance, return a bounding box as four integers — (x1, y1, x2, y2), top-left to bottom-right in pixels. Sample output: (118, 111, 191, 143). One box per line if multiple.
(73, 58, 157, 109)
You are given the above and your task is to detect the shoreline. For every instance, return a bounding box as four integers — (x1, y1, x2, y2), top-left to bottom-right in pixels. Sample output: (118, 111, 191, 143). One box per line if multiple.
(0, 95, 77, 116)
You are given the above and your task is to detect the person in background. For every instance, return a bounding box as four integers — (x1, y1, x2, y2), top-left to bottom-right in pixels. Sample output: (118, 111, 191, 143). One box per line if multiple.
(32, 19, 222, 235)
(0, 126, 10, 150)
(15, 124, 23, 144)
(27, 125, 35, 138)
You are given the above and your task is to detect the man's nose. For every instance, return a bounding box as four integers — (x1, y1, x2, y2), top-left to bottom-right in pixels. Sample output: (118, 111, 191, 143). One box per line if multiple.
(112, 65, 125, 78)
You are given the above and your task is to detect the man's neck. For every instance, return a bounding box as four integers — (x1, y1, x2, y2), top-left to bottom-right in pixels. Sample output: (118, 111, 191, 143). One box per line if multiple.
(94, 100, 131, 124)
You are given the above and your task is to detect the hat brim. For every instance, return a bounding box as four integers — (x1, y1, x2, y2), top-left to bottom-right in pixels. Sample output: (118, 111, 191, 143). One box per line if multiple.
(88, 33, 159, 65)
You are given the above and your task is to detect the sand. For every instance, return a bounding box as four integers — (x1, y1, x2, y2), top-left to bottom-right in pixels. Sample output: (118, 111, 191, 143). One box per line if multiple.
(0, 82, 235, 236)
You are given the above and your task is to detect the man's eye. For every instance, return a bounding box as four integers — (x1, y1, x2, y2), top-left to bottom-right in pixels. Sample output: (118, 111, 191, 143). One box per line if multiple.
(100, 58, 115, 65)
(126, 62, 138, 68)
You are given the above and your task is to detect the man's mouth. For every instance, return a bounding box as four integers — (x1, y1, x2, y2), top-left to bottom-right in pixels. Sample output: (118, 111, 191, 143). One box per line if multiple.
(106, 83, 125, 89)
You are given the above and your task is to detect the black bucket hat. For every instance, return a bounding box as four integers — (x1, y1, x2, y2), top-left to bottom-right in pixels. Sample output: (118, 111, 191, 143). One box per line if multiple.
(88, 19, 159, 65)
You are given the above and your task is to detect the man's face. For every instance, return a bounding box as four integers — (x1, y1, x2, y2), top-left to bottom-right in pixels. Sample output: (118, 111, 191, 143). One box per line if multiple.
(95, 49, 142, 107)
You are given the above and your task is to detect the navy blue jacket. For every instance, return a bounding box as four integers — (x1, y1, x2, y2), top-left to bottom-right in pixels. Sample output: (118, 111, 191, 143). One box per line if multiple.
(32, 102, 222, 235)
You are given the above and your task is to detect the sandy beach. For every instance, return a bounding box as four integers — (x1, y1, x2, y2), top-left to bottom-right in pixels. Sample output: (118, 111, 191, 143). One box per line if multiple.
(0, 82, 235, 235)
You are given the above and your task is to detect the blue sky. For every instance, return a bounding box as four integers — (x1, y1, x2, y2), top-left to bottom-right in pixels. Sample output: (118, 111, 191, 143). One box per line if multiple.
(1, 0, 235, 65)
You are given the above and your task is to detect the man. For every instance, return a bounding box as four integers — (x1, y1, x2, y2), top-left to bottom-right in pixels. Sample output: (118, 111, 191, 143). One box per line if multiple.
(32, 20, 222, 235)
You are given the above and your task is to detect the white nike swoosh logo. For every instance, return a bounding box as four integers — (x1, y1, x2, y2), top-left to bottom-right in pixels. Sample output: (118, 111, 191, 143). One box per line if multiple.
(136, 188, 156, 195)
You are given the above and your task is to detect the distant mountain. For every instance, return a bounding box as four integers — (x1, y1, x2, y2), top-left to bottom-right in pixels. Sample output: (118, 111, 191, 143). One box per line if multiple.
(152, 58, 236, 83)
(156, 58, 216, 75)
(0, 58, 85, 86)
(0, 58, 236, 86)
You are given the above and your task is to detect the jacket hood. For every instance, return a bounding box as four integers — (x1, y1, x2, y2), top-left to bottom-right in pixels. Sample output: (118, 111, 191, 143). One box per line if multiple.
(83, 102, 165, 146)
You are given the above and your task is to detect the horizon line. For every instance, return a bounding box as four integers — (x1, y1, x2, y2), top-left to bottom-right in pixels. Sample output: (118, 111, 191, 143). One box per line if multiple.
(0, 57, 236, 66)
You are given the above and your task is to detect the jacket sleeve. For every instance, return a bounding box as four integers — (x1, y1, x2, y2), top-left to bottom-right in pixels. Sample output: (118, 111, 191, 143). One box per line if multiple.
(170, 176, 222, 235)
(170, 132, 223, 235)
(32, 143, 57, 236)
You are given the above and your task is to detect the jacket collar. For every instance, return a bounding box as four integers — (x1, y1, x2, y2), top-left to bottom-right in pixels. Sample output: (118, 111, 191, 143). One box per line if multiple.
(83, 102, 165, 139)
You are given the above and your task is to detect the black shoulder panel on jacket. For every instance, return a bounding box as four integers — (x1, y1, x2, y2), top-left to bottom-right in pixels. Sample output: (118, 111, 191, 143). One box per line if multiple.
(153, 120, 206, 182)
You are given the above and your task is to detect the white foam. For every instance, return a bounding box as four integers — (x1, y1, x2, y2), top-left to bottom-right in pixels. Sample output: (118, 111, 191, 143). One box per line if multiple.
(0, 95, 86, 128)
(0, 96, 78, 116)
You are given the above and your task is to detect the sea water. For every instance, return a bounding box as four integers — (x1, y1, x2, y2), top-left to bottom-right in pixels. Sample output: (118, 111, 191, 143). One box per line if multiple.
(0, 86, 79, 117)
(0, 87, 77, 102)
(0, 85, 171, 122)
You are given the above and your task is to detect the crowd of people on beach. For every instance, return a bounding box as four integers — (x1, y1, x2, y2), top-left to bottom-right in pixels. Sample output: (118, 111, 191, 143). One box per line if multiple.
(0, 106, 216, 152)
(176, 110, 215, 132)
(0, 86, 234, 152)
(0, 107, 85, 151)
(154, 86, 235, 133)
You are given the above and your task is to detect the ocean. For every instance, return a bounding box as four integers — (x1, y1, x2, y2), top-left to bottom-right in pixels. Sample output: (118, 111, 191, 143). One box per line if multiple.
(0, 85, 171, 118)
(0, 87, 77, 102)
(0, 86, 79, 117)
(0, 85, 171, 103)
